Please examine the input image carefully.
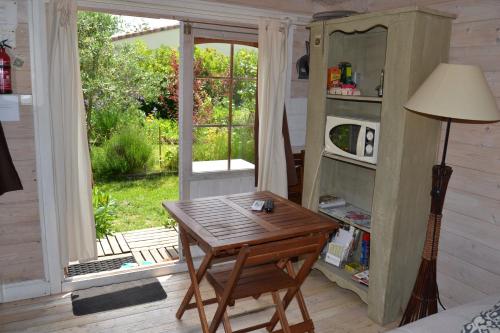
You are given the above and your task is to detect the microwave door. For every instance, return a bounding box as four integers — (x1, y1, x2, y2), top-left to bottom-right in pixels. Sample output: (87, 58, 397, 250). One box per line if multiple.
(356, 126, 366, 158)
(330, 124, 361, 155)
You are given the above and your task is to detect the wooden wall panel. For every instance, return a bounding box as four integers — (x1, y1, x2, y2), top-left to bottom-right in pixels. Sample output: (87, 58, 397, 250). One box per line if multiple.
(318, 0, 500, 308)
(0, 0, 44, 284)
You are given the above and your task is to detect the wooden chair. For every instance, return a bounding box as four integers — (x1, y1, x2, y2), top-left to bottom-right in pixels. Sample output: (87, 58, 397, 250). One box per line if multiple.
(205, 233, 328, 333)
(288, 150, 305, 205)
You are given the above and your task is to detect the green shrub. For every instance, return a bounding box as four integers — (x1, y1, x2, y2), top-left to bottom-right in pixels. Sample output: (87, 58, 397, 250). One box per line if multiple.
(193, 127, 228, 161)
(163, 145, 179, 172)
(90, 106, 145, 146)
(93, 186, 116, 239)
(91, 126, 152, 179)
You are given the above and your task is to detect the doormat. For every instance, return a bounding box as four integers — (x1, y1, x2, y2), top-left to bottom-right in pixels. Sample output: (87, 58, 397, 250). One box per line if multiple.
(67, 256, 136, 277)
(71, 281, 167, 315)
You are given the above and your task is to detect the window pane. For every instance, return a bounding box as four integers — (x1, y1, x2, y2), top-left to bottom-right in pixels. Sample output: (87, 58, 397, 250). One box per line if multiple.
(195, 44, 230, 78)
(231, 126, 255, 168)
(232, 79, 256, 126)
(192, 127, 228, 163)
(194, 78, 229, 126)
(233, 45, 258, 79)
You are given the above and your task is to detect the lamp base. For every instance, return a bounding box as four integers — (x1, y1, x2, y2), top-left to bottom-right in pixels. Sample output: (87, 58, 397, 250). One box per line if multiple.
(400, 164, 452, 326)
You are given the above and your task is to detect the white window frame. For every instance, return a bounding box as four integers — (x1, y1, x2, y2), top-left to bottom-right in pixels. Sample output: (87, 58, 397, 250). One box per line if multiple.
(179, 22, 258, 200)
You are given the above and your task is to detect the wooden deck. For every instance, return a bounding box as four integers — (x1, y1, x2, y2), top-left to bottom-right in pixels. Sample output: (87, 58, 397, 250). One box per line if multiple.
(96, 227, 180, 265)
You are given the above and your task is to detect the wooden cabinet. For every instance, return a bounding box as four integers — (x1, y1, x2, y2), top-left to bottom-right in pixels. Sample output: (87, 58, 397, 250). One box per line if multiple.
(302, 7, 455, 324)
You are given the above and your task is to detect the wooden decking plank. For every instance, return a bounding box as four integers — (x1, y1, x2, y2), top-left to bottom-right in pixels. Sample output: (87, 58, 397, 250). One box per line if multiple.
(100, 238, 114, 256)
(96, 241, 104, 257)
(123, 232, 178, 242)
(166, 246, 178, 259)
(126, 238, 178, 249)
(149, 248, 164, 263)
(107, 235, 122, 255)
(126, 237, 178, 248)
(157, 247, 170, 260)
(123, 227, 166, 237)
(132, 250, 144, 264)
(123, 228, 178, 239)
(141, 250, 155, 263)
(114, 233, 130, 253)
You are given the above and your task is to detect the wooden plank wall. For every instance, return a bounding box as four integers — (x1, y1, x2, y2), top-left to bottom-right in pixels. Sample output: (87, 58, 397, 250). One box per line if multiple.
(0, 0, 44, 284)
(314, 0, 500, 308)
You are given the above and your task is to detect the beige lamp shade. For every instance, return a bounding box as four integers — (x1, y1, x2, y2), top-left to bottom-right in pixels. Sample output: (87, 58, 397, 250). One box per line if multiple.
(405, 63, 500, 121)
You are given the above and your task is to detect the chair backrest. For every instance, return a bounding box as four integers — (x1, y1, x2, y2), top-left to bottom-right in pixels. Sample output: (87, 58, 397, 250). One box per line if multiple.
(244, 233, 328, 267)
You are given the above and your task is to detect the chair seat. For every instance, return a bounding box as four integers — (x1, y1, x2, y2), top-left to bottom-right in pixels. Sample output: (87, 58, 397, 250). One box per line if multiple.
(206, 263, 296, 300)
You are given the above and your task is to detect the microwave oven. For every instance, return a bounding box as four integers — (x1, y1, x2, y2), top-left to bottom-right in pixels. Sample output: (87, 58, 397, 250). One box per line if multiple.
(325, 116, 380, 164)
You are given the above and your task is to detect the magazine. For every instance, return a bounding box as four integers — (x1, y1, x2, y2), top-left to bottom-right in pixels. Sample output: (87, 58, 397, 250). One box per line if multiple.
(352, 270, 369, 286)
(319, 195, 346, 209)
(320, 203, 371, 229)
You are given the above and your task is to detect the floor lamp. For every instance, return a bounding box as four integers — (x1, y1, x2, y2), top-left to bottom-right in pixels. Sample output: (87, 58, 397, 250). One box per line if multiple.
(400, 63, 500, 325)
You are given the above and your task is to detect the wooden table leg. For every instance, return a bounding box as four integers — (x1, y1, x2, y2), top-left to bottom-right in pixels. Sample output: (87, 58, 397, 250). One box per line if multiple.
(178, 227, 212, 333)
(176, 232, 214, 319)
(209, 246, 250, 333)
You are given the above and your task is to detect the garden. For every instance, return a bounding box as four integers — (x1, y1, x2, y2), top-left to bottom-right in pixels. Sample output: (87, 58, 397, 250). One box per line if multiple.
(78, 12, 257, 237)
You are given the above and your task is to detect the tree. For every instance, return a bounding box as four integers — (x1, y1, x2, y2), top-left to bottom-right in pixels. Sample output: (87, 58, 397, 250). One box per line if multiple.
(78, 12, 121, 138)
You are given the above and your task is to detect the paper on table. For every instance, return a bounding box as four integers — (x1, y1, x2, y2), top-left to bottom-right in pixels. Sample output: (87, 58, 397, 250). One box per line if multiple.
(0, 95, 19, 121)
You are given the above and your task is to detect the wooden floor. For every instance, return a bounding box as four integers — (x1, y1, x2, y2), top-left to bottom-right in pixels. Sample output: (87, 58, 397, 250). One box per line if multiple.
(0, 269, 397, 333)
(97, 227, 180, 264)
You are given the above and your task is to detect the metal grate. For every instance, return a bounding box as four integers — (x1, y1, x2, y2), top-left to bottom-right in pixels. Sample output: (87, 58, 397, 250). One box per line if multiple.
(67, 256, 136, 277)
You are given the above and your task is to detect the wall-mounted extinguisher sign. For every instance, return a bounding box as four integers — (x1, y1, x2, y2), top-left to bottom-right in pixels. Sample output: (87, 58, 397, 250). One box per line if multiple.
(0, 40, 13, 94)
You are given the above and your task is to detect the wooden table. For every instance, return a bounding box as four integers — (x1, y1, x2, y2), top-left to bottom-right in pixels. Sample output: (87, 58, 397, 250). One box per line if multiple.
(163, 191, 338, 333)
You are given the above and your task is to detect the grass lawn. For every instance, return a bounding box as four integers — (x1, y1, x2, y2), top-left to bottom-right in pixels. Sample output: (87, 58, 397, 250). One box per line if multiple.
(96, 175, 178, 232)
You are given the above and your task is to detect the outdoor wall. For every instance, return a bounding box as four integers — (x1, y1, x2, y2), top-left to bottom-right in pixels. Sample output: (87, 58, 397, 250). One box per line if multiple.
(112, 25, 180, 49)
(0, 0, 44, 284)
(317, 0, 500, 308)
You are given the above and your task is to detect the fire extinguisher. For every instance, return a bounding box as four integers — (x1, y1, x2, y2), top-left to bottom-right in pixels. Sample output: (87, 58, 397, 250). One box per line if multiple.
(0, 39, 13, 94)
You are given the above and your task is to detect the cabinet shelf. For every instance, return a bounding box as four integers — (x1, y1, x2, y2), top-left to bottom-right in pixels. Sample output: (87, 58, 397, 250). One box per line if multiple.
(326, 94, 383, 103)
(314, 259, 368, 303)
(322, 151, 377, 170)
(318, 210, 371, 234)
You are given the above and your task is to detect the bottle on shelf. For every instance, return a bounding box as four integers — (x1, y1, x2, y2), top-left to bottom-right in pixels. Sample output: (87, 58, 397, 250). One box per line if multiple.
(360, 232, 370, 268)
(376, 69, 384, 97)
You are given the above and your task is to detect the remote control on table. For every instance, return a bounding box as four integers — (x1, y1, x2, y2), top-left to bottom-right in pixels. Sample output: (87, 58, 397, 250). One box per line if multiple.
(251, 200, 265, 211)
(263, 199, 274, 213)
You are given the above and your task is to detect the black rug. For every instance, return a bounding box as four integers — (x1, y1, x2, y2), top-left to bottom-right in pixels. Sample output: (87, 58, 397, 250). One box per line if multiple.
(71, 281, 167, 316)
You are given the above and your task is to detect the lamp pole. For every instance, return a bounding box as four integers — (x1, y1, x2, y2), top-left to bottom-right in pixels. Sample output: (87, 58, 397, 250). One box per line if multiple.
(440, 118, 452, 167)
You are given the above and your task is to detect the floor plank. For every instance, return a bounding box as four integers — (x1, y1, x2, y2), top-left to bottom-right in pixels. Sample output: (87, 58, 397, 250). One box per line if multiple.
(106, 235, 122, 255)
(99, 238, 113, 256)
(0, 270, 397, 333)
(114, 233, 130, 253)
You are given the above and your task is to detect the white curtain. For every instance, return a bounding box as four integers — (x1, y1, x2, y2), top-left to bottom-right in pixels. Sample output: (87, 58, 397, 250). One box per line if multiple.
(47, 0, 97, 265)
(257, 19, 290, 197)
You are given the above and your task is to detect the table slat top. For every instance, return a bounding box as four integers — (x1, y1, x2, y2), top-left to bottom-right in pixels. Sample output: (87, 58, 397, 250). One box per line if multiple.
(163, 191, 338, 253)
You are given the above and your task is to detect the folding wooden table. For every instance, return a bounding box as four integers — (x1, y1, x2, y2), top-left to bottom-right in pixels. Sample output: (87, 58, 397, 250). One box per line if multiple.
(163, 191, 338, 333)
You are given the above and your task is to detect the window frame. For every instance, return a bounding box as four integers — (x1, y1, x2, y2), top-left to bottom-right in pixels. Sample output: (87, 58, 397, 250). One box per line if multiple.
(193, 37, 258, 171)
